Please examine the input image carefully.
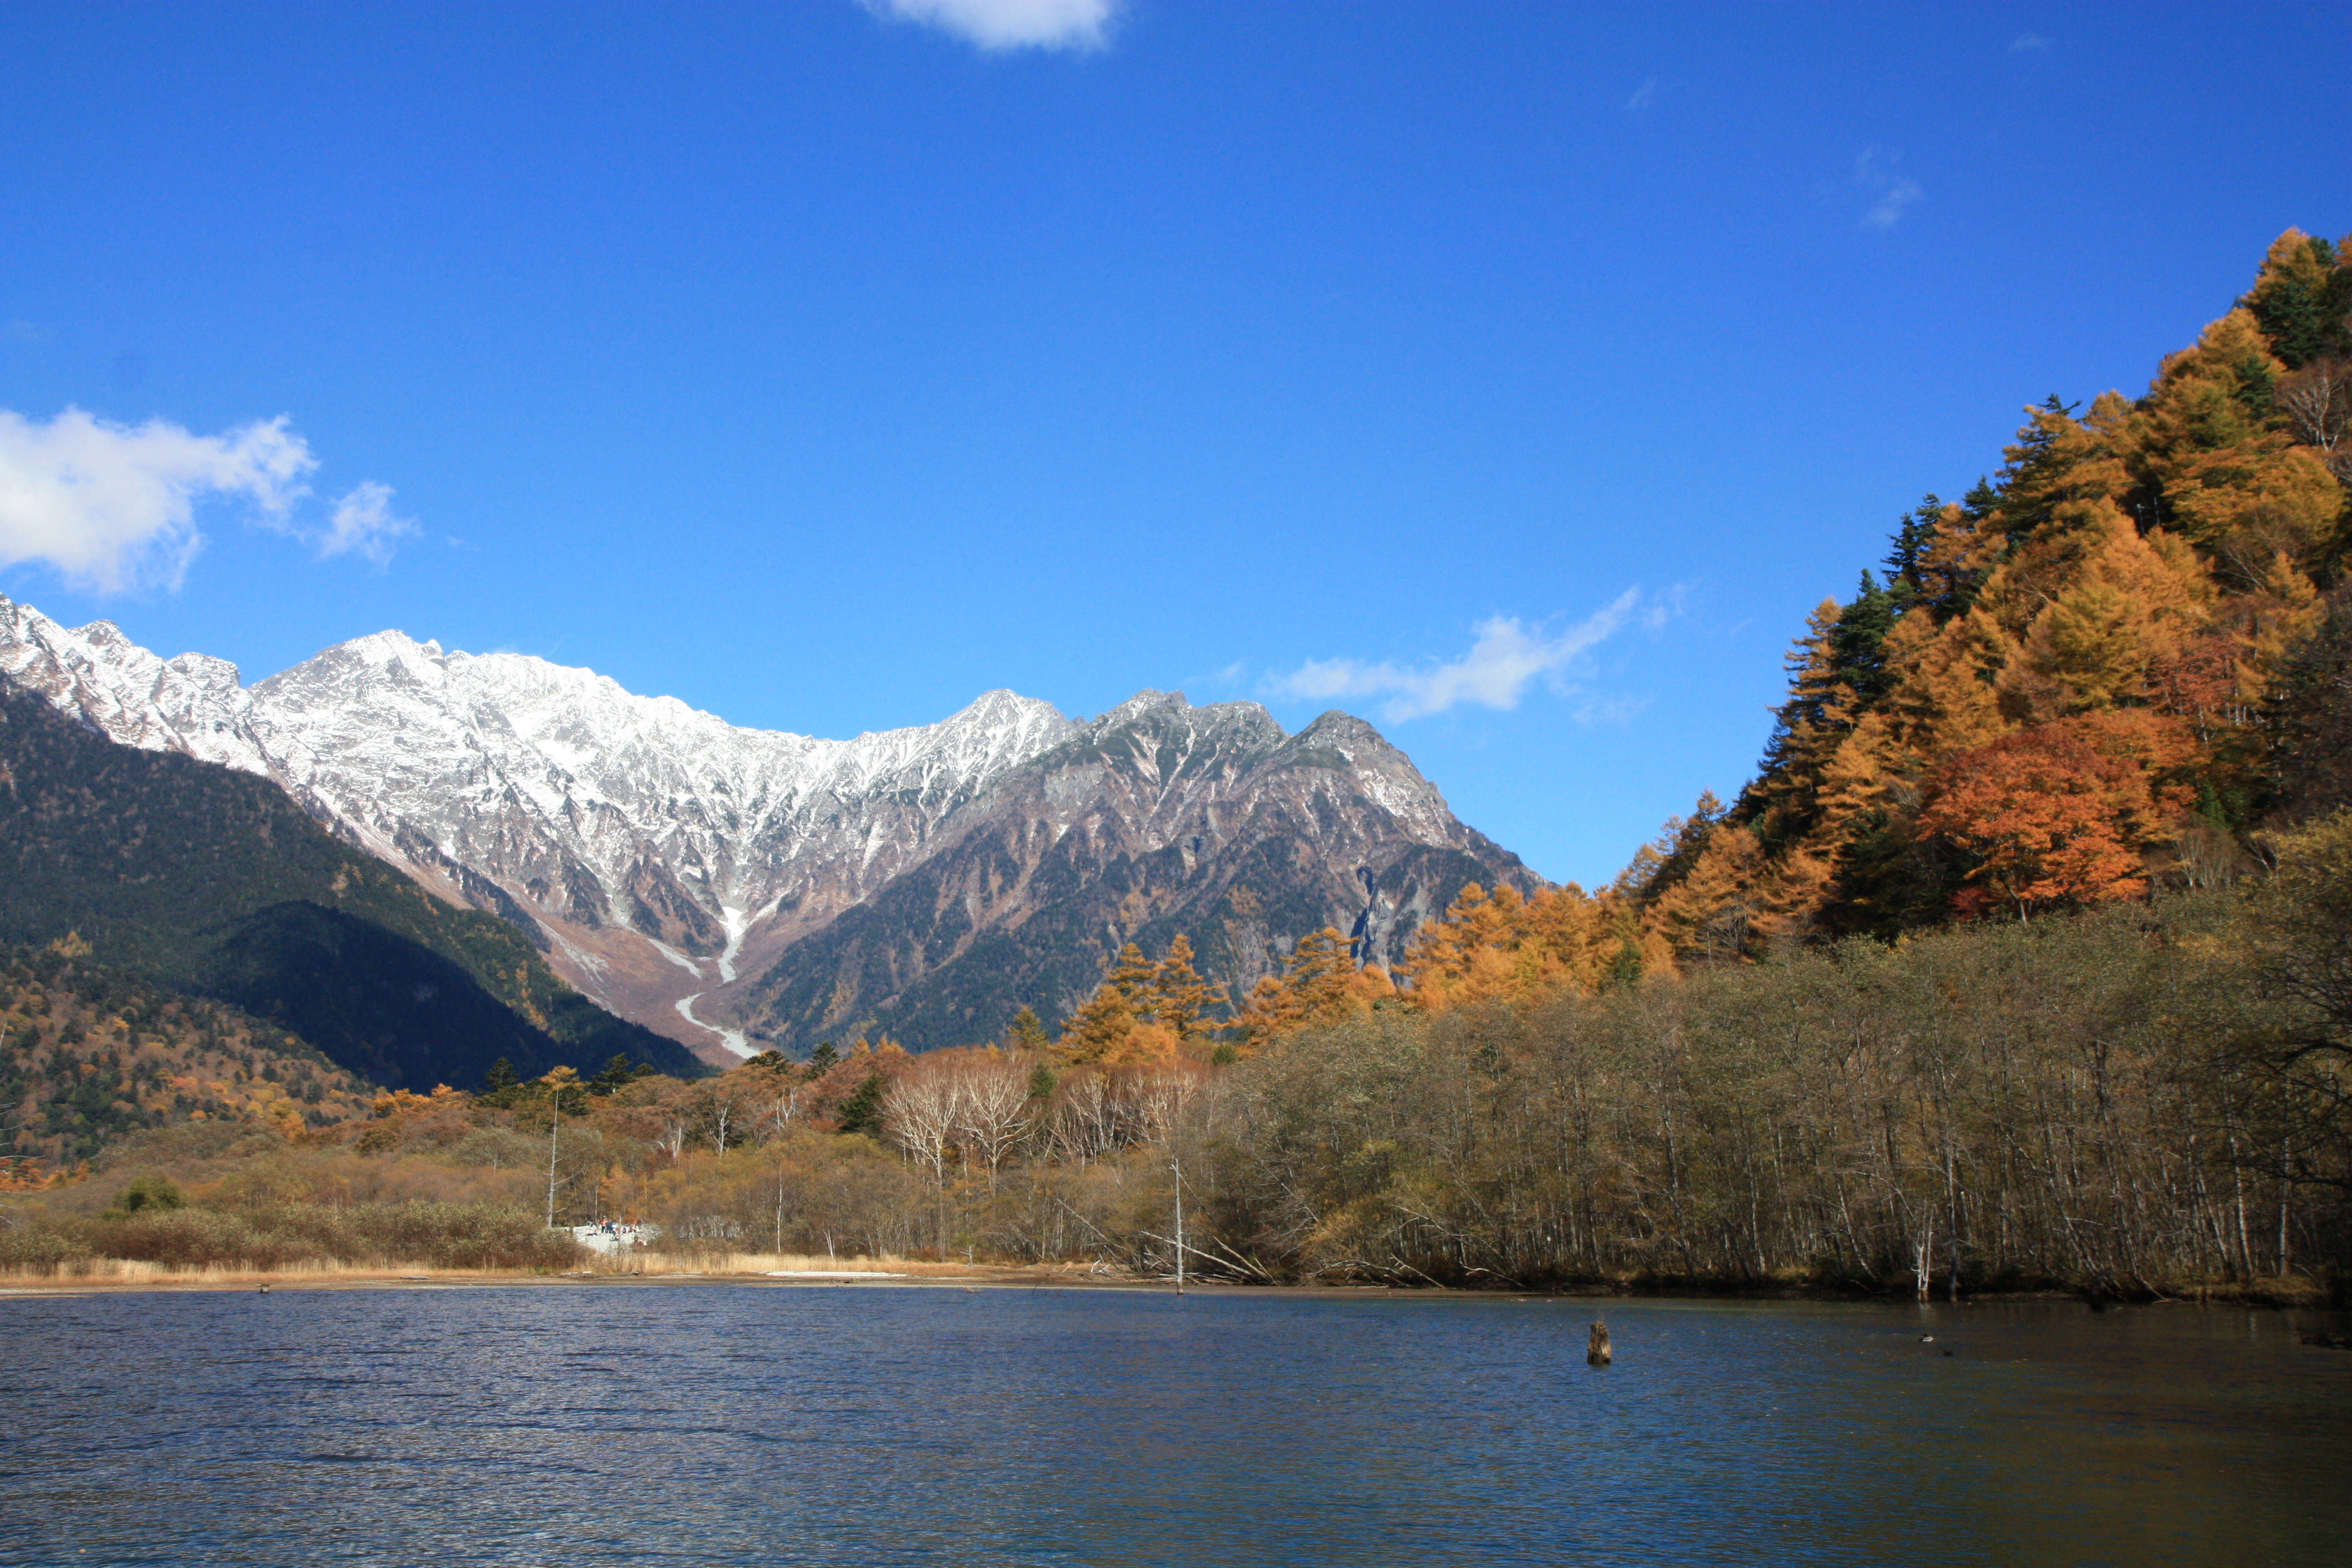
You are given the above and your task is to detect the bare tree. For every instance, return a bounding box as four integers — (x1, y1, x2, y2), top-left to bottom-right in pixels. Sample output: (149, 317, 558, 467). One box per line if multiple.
(765, 1079, 804, 1140)
(2280, 358, 2352, 483)
(1048, 1070, 1120, 1163)
(885, 1068, 963, 1259)
(954, 1057, 1034, 1191)
(696, 1077, 750, 1156)
(1133, 1068, 1201, 1145)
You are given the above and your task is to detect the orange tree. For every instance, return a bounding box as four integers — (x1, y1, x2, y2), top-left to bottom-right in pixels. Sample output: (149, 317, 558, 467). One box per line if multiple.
(1918, 721, 2170, 919)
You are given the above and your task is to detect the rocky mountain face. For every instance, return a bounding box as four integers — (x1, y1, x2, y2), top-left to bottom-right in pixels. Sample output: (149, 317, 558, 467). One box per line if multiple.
(738, 691, 1536, 1052)
(0, 593, 1534, 1060)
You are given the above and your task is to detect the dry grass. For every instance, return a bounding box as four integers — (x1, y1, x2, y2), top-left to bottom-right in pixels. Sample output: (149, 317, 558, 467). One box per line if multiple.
(583, 1248, 1068, 1278)
(0, 1246, 1099, 1290)
(0, 1257, 519, 1287)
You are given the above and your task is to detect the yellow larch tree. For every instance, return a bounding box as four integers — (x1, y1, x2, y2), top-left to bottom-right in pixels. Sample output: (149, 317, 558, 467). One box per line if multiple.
(1232, 927, 1392, 1052)
(1398, 880, 1632, 1011)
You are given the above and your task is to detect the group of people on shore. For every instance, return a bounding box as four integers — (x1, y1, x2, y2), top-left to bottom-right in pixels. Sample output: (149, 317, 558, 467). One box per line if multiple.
(569, 1221, 655, 1254)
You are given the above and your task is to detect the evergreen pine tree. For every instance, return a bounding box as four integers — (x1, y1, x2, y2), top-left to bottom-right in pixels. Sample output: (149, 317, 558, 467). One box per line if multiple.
(835, 1071, 885, 1138)
(1883, 494, 1945, 606)
(586, 1053, 636, 1096)
(2241, 230, 2344, 368)
(1830, 571, 1899, 704)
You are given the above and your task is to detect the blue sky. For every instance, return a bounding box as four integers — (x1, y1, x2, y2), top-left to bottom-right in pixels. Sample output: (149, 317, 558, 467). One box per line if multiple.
(2, 2, 2346, 886)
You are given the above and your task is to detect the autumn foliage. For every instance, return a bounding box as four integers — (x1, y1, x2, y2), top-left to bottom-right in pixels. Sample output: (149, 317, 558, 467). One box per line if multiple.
(1611, 228, 2351, 950)
(1920, 723, 2166, 918)
(1053, 935, 1228, 1067)
(12, 230, 2352, 1295)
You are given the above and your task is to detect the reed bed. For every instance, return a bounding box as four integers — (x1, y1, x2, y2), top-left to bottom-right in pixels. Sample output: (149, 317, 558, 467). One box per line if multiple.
(0, 1257, 516, 1286)
(0, 1245, 1064, 1287)
(591, 1248, 1046, 1278)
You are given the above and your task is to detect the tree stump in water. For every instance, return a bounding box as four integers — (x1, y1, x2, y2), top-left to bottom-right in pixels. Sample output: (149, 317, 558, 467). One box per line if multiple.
(1587, 1321, 1611, 1366)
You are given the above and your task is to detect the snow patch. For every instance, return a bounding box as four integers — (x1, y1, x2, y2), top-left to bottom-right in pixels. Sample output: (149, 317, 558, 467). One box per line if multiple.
(674, 992, 753, 1058)
(716, 905, 750, 984)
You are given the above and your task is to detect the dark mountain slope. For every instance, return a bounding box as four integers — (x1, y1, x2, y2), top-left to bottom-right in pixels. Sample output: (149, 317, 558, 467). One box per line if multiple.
(0, 678, 703, 1088)
(731, 692, 1534, 1051)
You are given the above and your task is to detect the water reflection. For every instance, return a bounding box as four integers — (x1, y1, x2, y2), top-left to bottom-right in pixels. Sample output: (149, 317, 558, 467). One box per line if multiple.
(1, 1287, 2346, 1565)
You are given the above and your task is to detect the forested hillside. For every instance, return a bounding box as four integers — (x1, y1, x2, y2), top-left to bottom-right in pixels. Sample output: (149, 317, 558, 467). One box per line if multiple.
(1, 940, 375, 1170)
(0, 679, 704, 1090)
(1335, 229, 2352, 982)
(19, 813, 2340, 1296)
(1645, 228, 2351, 952)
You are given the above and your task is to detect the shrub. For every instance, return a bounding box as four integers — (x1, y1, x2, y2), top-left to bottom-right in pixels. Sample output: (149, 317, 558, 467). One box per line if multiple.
(106, 1175, 186, 1216)
(74, 1199, 579, 1271)
(0, 1219, 90, 1269)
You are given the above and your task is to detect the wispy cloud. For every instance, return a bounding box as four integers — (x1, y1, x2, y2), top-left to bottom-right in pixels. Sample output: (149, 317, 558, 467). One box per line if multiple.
(2008, 32, 2049, 52)
(1863, 178, 1921, 231)
(318, 480, 417, 568)
(1852, 146, 1921, 231)
(864, 0, 1118, 52)
(1625, 77, 1656, 113)
(1268, 589, 1645, 723)
(0, 406, 412, 593)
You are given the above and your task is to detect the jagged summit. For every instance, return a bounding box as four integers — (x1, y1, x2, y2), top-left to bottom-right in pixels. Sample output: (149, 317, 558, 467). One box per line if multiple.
(0, 591, 1530, 1059)
(0, 591, 1074, 976)
(739, 678, 1533, 1051)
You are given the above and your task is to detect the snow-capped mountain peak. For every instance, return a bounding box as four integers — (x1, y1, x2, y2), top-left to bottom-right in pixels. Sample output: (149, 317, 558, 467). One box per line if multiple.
(0, 592, 1077, 1046)
(0, 595, 269, 772)
(0, 592, 1528, 1063)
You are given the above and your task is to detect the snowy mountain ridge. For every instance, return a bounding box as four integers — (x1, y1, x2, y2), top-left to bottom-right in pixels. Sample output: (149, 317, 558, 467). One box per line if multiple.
(0, 592, 1527, 1061)
(0, 592, 1079, 1044)
(0, 595, 274, 774)
(246, 624, 1076, 935)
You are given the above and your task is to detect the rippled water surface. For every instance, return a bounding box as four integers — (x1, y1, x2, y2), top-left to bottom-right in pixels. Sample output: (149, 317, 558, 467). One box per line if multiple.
(3, 1284, 2349, 1565)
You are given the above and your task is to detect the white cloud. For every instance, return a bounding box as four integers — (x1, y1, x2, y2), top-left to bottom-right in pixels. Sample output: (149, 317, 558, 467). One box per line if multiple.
(318, 480, 417, 567)
(0, 407, 314, 593)
(1270, 589, 1643, 723)
(865, 0, 1118, 52)
(1626, 77, 1656, 113)
(0, 406, 416, 592)
(1853, 147, 1921, 231)
(2009, 32, 2049, 52)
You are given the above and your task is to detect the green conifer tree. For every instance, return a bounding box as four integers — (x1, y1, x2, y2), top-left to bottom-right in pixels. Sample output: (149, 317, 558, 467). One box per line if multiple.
(835, 1071, 885, 1138)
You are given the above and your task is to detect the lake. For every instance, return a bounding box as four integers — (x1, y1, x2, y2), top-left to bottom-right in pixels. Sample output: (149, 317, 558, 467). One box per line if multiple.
(2, 1284, 2347, 1565)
